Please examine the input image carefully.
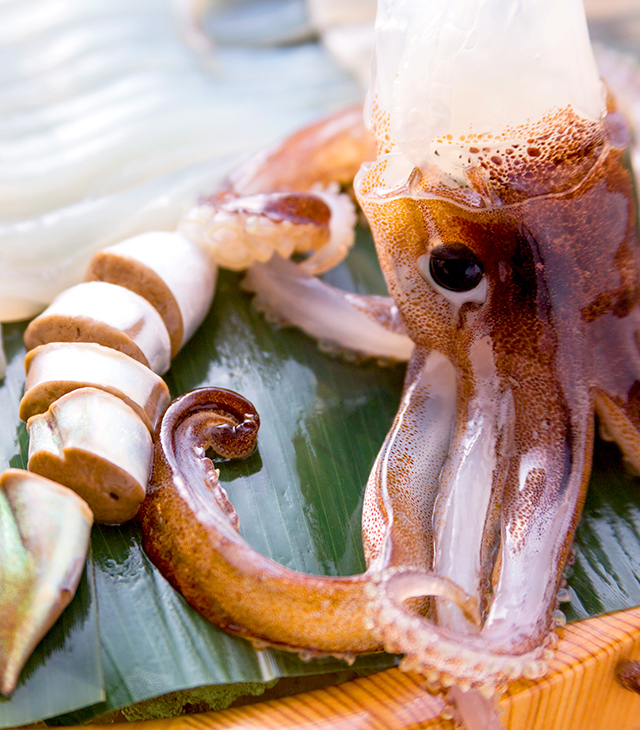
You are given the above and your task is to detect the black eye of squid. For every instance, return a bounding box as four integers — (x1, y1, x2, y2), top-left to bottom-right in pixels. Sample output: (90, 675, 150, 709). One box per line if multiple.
(428, 243, 484, 292)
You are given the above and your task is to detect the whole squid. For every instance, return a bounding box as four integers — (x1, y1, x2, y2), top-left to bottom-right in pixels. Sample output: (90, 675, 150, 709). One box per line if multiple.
(139, 0, 640, 726)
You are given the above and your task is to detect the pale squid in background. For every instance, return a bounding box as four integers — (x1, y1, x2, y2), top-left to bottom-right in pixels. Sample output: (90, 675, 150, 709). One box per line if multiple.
(139, 0, 640, 727)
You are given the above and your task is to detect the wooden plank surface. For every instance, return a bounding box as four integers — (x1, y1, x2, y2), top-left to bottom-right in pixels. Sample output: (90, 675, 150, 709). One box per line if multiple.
(83, 607, 640, 729)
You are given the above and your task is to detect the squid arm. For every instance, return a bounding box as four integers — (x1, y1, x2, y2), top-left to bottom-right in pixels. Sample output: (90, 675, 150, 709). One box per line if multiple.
(139, 385, 480, 659)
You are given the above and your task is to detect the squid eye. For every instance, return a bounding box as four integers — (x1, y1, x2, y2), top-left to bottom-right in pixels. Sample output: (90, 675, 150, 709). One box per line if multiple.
(428, 243, 484, 292)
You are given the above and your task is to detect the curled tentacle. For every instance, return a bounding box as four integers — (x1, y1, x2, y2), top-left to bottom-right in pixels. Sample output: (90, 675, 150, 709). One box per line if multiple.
(139, 387, 479, 659)
(178, 107, 373, 274)
(179, 186, 357, 274)
(139, 386, 379, 656)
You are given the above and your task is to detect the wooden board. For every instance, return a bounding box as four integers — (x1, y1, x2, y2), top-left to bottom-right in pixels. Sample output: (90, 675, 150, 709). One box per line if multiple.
(79, 607, 640, 730)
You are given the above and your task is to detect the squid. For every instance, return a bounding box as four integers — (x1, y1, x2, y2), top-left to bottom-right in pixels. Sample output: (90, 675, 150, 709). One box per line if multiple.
(141, 0, 640, 726)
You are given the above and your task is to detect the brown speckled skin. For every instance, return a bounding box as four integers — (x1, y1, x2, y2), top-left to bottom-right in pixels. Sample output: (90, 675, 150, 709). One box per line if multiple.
(356, 101, 640, 662)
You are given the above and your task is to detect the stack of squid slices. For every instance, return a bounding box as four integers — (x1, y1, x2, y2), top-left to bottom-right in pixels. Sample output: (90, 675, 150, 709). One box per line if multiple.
(0, 231, 217, 696)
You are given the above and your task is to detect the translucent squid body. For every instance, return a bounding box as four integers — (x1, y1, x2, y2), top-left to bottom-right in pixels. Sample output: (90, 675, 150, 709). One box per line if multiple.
(139, 0, 640, 722)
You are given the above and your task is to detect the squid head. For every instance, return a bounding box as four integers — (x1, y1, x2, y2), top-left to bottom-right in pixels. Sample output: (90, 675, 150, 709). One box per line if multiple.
(355, 101, 640, 680)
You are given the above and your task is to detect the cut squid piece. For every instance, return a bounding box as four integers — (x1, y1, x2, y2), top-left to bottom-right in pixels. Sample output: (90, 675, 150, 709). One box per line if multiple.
(0, 468, 92, 696)
(27, 387, 153, 524)
(85, 230, 217, 357)
(19, 342, 170, 433)
(23, 281, 171, 374)
(243, 254, 413, 362)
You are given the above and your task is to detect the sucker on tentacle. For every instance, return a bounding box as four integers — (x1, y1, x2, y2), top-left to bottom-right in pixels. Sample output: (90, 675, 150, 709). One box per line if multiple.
(180, 186, 358, 275)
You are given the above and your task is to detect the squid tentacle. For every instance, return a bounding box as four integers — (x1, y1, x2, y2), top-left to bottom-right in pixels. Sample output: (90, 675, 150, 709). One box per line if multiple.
(367, 568, 552, 692)
(179, 186, 358, 275)
(223, 107, 373, 196)
(139, 383, 550, 695)
(179, 108, 373, 275)
(138, 386, 480, 660)
(242, 254, 413, 362)
(176, 108, 411, 361)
